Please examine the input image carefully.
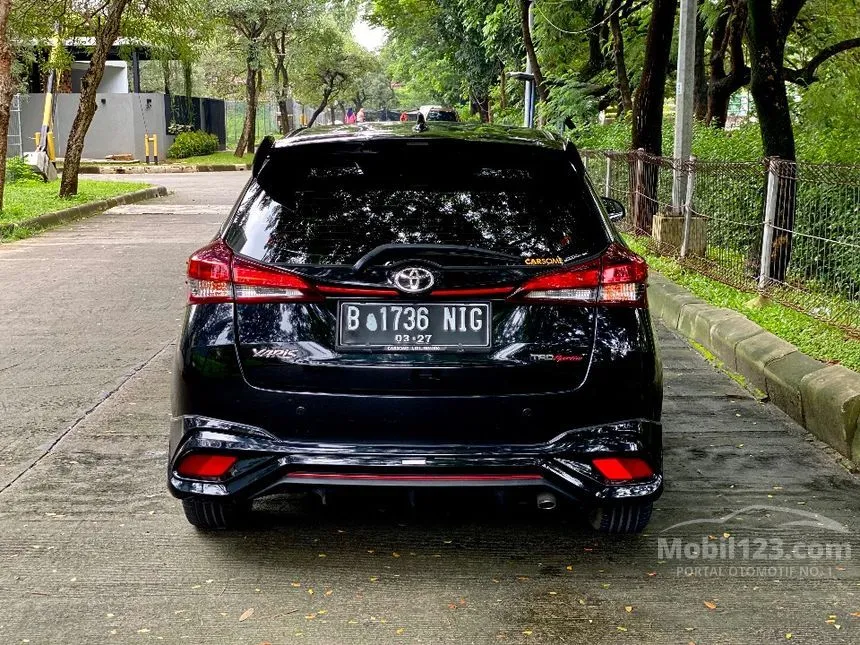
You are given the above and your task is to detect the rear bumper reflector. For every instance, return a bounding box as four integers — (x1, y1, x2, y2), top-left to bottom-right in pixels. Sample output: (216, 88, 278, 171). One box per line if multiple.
(176, 453, 237, 478)
(592, 457, 653, 481)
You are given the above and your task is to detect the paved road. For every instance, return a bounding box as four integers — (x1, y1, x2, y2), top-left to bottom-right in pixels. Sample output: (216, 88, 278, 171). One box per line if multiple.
(1, 173, 858, 644)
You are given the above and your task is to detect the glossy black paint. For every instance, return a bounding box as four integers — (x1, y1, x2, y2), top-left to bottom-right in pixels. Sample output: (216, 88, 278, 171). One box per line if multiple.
(169, 123, 663, 510)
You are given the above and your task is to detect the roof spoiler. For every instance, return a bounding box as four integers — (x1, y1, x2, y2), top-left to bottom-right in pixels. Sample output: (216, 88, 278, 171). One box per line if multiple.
(252, 135, 276, 178)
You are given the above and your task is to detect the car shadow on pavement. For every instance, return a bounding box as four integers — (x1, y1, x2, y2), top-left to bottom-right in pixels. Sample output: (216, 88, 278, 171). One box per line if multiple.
(191, 490, 650, 568)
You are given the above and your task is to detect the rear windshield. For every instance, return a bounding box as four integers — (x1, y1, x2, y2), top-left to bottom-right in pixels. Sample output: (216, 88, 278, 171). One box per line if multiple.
(225, 141, 608, 266)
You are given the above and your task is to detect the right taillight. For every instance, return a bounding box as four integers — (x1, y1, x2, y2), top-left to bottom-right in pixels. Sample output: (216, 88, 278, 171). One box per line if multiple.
(186, 240, 321, 304)
(510, 243, 647, 306)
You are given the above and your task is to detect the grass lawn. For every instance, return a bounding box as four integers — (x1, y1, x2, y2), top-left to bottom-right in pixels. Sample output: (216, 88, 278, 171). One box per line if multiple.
(625, 237, 860, 372)
(166, 151, 253, 166)
(1, 179, 150, 233)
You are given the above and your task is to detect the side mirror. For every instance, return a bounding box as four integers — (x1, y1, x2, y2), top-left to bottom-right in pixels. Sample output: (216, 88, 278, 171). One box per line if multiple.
(602, 197, 625, 222)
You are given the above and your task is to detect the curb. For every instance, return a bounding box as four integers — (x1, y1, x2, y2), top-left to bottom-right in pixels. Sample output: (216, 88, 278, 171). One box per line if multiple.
(78, 164, 250, 174)
(0, 186, 169, 235)
(648, 273, 860, 464)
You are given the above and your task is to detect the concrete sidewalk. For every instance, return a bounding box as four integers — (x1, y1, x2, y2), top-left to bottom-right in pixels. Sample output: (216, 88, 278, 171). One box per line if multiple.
(0, 173, 858, 643)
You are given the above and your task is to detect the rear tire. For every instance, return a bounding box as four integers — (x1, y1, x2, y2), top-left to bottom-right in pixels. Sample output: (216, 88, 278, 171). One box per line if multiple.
(589, 502, 653, 534)
(181, 498, 248, 530)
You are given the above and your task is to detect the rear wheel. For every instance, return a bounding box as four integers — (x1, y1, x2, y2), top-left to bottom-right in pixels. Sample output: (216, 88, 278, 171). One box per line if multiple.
(589, 502, 653, 534)
(181, 498, 249, 530)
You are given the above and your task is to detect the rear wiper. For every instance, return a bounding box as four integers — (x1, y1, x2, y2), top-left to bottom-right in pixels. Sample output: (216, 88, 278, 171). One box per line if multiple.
(353, 243, 522, 271)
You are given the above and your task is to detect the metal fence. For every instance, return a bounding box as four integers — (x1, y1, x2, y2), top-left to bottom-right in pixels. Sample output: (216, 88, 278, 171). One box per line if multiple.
(225, 100, 280, 149)
(582, 150, 860, 336)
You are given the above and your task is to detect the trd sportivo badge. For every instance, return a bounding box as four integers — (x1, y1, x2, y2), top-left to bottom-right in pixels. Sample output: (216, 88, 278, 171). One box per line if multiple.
(392, 267, 435, 293)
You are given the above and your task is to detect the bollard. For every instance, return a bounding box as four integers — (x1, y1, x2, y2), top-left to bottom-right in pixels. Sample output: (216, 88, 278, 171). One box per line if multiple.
(46, 132, 56, 161)
(143, 134, 159, 165)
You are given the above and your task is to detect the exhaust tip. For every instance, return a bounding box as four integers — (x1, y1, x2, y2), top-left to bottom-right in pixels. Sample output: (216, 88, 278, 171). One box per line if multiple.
(536, 492, 557, 511)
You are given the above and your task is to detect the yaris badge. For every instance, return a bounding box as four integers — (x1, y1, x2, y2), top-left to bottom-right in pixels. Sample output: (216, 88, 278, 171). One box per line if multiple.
(392, 267, 435, 293)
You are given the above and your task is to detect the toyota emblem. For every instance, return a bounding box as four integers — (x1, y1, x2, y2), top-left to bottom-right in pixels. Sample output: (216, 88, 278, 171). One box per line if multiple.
(392, 267, 435, 293)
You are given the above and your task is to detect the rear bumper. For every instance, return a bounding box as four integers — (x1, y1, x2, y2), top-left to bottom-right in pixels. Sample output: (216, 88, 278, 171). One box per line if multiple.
(168, 415, 663, 506)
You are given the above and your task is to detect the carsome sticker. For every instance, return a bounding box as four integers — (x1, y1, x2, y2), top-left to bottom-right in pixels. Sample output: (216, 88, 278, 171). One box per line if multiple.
(524, 257, 563, 265)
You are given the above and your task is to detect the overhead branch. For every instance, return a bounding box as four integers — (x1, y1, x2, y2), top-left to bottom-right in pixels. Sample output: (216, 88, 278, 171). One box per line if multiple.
(783, 37, 860, 85)
(774, 0, 807, 43)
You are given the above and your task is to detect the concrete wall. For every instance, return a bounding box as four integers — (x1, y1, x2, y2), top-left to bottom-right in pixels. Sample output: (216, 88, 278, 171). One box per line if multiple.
(20, 93, 173, 160)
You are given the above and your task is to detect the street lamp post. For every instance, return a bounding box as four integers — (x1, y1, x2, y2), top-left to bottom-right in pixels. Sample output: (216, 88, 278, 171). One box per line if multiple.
(509, 0, 537, 128)
(672, 0, 697, 210)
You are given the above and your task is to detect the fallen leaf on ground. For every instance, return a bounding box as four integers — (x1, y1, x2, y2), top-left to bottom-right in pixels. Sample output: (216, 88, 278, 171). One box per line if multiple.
(703, 601, 717, 610)
(625, 606, 633, 613)
(617, 626, 627, 632)
(239, 608, 254, 622)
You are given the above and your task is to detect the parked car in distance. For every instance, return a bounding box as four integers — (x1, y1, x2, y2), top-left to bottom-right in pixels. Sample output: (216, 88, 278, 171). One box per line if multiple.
(169, 122, 662, 533)
(419, 105, 458, 121)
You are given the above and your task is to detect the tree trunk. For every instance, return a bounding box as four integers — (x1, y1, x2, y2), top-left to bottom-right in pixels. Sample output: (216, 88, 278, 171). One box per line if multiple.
(277, 97, 290, 133)
(608, 0, 632, 116)
(59, 0, 129, 197)
(499, 64, 507, 110)
(0, 0, 16, 211)
(474, 95, 490, 122)
(271, 33, 291, 134)
(706, 0, 750, 128)
(307, 87, 334, 127)
(161, 58, 171, 94)
(234, 59, 257, 157)
(183, 59, 193, 125)
(693, 4, 708, 120)
(329, 103, 335, 124)
(580, 2, 606, 81)
(631, 0, 677, 234)
(747, 0, 798, 283)
(520, 0, 548, 102)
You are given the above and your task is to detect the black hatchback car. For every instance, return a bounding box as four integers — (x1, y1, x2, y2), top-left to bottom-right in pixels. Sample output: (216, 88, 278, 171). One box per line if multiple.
(169, 122, 663, 532)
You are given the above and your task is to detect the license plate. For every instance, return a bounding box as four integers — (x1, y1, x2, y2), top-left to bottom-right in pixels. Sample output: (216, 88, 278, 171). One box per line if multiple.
(337, 302, 491, 350)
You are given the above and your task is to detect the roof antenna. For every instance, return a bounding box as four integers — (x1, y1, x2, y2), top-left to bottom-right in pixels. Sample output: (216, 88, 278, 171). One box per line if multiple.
(413, 112, 428, 132)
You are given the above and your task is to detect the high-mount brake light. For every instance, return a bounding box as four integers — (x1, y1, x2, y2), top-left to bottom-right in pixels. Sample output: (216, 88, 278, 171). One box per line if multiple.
(186, 240, 320, 304)
(510, 243, 647, 306)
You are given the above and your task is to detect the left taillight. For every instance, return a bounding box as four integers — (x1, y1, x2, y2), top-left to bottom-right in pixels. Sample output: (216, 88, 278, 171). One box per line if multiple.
(186, 240, 320, 304)
(510, 243, 647, 306)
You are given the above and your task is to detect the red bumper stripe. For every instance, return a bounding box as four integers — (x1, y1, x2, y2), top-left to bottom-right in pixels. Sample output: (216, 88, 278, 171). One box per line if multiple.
(286, 472, 543, 482)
